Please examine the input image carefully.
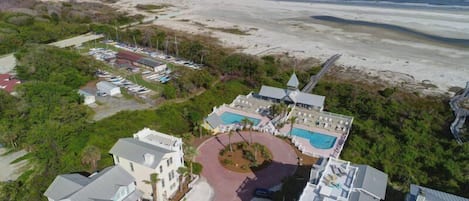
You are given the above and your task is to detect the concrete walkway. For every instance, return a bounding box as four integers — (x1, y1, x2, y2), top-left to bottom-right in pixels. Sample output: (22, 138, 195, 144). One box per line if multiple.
(196, 131, 297, 201)
(184, 176, 214, 201)
(0, 148, 28, 181)
(0, 54, 16, 74)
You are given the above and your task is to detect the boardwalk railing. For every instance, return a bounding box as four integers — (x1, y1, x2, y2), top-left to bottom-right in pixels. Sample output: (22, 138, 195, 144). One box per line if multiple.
(449, 81, 469, 144)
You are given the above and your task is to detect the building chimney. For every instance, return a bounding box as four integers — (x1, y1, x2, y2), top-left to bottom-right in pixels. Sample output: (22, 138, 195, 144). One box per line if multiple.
(143, 153, 154, 166)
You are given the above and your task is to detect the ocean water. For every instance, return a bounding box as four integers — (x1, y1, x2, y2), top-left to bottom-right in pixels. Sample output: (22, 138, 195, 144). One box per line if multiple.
(311, 15, 469, 48)
(279, 0, 469, 10)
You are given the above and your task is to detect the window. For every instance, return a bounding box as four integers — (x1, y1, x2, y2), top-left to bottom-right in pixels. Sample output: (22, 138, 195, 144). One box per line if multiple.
(161, 179, 165, 188)
(169, 157, 173, 165)
(116, 156, 120, 163)
(168, 172, 171, 180)
(130, 162, 134, 172)
(167, 159, 170, 167)
(160, 165, 163, 173)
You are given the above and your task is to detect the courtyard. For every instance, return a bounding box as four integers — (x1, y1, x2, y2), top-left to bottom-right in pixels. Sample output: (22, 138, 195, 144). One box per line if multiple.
(196, 131, 298, 201)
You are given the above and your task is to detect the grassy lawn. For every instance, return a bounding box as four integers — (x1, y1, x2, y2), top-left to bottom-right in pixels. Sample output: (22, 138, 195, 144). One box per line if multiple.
(80, 41, 120, 52)
(135, 4, 170, 11)
(207, 27, 250, 35)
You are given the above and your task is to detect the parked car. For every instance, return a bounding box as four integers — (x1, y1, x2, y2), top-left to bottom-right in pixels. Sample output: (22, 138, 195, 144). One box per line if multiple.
(253, 188, 274, 199)
(97, 92, 108, 97)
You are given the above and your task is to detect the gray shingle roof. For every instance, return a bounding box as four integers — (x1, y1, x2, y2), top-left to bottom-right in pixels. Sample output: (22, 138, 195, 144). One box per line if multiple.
(354, 165, 388, 200)
(287, 73, 299, 89)
(206, 113, 223, 128)
(258, 85, 325, 108)
(97, 81, 118, 91)
(44, 174, 90, 200)
(109, 138, 172, 169)
(349, 191, 378, 201)
(137, 58, 164, 67)
(78, 89, 94, 97)
(408, 184, 469, 201)
(295, 91, 325, 108)
(44, 166, 135, 201)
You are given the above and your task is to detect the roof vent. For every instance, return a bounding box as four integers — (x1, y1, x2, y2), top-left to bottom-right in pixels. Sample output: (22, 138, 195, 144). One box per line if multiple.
(144, 153, 154, 166)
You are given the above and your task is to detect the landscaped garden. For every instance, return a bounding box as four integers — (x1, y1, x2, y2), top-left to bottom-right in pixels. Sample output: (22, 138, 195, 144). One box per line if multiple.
(218, 141, 272, 173)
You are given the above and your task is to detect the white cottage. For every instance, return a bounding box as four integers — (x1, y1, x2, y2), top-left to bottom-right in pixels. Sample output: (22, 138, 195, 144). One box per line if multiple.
(78, 90, 96, 105)
(96, 81, 121, 96)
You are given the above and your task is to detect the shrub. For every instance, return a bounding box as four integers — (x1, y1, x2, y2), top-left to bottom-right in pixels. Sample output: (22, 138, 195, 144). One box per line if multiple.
(242, 150, 255, 162)
(219, 148, 227, 156)
(261, 150, 271, 160)
(222, 159, 233, 165)
(191, 162, 203, 175)
(250, 161, 258, 168)
(237, 142, 248, 150)
(379, 87, 395, 97)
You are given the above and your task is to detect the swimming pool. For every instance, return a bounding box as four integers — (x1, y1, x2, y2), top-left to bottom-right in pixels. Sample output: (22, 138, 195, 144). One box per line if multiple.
(290, 128, 337, 149)
(220, 112, 261, 126)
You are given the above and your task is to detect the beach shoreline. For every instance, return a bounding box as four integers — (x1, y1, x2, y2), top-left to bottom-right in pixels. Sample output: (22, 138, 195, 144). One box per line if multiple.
(43, 0, 469, 95)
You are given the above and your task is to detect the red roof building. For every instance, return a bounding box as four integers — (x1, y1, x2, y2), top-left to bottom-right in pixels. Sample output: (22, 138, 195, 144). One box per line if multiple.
(0, 74, 21, 93)
(116, 50, 143, 62)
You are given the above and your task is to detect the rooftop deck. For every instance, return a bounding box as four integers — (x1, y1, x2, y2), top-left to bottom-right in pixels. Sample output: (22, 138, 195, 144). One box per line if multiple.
(228, 93, 275, 116)
(299, 158, 359, 201)
(292, 107, 353, 135)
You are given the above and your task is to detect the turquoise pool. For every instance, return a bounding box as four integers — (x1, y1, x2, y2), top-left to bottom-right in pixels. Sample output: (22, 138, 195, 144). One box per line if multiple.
(220, 112, 261, 126)
(290, 128, 337, 149)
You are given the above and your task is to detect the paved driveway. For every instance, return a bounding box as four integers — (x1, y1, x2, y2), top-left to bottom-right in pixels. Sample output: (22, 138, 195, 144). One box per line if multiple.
(196, 131, 297, 201)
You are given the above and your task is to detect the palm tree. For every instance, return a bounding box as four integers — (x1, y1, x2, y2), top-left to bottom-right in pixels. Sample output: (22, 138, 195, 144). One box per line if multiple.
(289, 116, 298, 138)
(184, 145, 198, 179)
(81, 145, 101, 172)
(248, 120, 254, 145)
(228, 130, 234, 152)
(143, 173, 160, 201)
(177, 166, 188, 192)
(197, 121, 203, 138)
(241, 117, 254, 144)
(280, 103, 288, 118)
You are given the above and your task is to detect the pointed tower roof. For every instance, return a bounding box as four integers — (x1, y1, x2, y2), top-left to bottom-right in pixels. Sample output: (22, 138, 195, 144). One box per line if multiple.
(287, 73, 299, 89)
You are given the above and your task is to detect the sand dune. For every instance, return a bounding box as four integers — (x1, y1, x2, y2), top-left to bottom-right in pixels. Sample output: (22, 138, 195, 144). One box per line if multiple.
(46, 0, 469, 94)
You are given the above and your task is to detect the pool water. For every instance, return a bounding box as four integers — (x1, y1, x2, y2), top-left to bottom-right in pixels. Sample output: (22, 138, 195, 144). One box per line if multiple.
(290, 128, 337, 149)
(220, 112, 261, 126)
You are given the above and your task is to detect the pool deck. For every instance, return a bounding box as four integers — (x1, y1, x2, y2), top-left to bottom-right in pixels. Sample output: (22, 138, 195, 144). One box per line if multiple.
(279, 123, 348, 158)
(215, 105, 271, 128)
(206, 92, 353, 158)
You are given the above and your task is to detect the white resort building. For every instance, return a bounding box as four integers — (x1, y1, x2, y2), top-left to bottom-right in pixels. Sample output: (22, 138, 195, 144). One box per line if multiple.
(300, 157, 388, 201)
(45, 128, 184, 201)
(203, 73, 353, 158)
(110, 128, 184, 201)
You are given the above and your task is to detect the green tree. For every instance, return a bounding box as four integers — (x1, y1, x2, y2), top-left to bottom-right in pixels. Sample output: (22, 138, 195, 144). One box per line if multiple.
(241, 117, 254, 144)
(289, 116, 297, 138)
(143, 173, 160, 201)
(184, 145, 198, 179)
(228, 130, 234, 152)
(177, 166, 188, 192)
(81, 145, 101, 172)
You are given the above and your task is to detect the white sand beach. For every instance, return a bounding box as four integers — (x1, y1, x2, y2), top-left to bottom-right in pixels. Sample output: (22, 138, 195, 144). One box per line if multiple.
(47, 0, 469, 93)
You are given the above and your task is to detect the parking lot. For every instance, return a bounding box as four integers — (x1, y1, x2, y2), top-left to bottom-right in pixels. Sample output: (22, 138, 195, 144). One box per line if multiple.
(92, 95, 152, 121)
